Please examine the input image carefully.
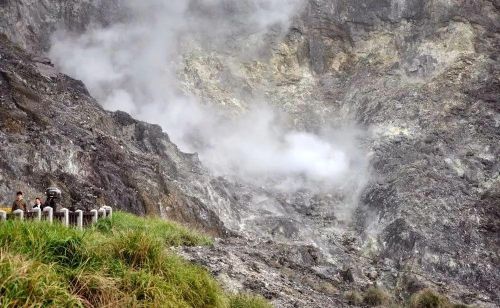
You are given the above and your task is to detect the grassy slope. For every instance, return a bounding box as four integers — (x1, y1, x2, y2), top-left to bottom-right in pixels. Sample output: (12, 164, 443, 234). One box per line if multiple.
(0, 212, 271, 308)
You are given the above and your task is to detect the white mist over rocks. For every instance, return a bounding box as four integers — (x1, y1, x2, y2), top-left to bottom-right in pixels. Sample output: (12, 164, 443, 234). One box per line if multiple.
(49, 0, 368, 195)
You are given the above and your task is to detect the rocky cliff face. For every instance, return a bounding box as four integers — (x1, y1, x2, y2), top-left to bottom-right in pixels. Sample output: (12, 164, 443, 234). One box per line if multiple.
(0, 0, 122, 53)
(301, 0, 500, 305)
(0, 0, 498, 307)
(0, 34, 234, 236)
(182, 1, 499, 305)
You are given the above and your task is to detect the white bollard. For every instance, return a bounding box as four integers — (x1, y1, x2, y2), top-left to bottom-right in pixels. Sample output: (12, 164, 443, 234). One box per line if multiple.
(90, 209, 98, 223)
(98, 207, 106, 219)
(75, 210, 83, 230)
(43, 206, 53, 224)
(103, 206, 113, 218)
(13, 209, 24, 220)
(32, 207, 42, 221)
(59, 208, 69, 227)
(0, 210, 6, 221)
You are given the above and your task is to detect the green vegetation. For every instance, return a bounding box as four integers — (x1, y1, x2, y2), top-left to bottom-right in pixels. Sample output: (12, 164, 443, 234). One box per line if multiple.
(409, 289, 468, 308)
(342, 287, 469, 307)
(0, 211, 269, 307)
(363, 286, 391, 306)
(229, 294, 272, 308)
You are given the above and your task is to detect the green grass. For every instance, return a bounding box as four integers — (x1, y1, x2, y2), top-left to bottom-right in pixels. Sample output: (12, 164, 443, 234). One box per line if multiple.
(229, 294, 273, 308)
(0, 211, 270, 308)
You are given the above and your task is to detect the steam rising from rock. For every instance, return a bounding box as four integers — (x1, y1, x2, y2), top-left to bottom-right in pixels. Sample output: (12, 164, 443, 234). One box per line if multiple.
(49, 0, 367, 193)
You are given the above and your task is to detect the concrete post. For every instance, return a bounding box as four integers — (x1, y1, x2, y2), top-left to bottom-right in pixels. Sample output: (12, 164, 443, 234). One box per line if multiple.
(13, 209, 24, 220)
(90, 209, 98, 223)
(0, 210, 6, 221)
(43, 206, 53, 224)
(103, 206, 113, 218)
(75, 210, 83, 230)
(59, 208, 69, 227)
(98, 207, 106, 219)
(32, 207, 42, 221)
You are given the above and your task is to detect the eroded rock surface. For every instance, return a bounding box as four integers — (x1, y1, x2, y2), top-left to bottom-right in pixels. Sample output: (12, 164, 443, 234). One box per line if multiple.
(0, 0, 122, 53)
(0, 35, 230, 235)
(0, 0, 498, 307)
(180, 1, 499, 306)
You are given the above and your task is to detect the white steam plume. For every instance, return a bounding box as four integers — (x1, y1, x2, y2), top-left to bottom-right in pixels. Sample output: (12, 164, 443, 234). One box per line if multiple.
(49, 0, 367, 193)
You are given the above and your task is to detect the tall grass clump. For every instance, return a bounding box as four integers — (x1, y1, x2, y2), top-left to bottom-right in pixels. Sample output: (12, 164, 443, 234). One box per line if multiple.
(344, 290, 363, 305)
(0, 251, 81, 307)
(409, 289, 468, 308)
(97, 211, 212, 246)
(0, 211, 268, 307)
(229, 294, 273, 308)
(363, 286, 391, 306)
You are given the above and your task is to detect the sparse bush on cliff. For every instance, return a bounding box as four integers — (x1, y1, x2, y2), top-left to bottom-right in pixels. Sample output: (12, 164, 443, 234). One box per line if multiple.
(229, 293, 273, 308)
(0, 212, 267, 307)
(363, 286, 391, 306)
(344, 290, 363, 305)
(409, 288, 468, 308)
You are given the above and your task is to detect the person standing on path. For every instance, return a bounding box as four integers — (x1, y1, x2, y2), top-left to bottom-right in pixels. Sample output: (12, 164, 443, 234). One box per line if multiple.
(11, 191, 27, 212)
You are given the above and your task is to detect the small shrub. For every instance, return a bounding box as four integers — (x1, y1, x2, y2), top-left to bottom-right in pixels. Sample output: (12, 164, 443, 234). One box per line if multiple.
(345, 290, 363, 305)
(229, 293, 273, 308)
(409, 288, 467, 308)
(363, 286, 391, 306)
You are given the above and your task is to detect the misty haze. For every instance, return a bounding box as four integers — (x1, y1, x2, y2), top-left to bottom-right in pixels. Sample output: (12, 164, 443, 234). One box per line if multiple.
(49, 0, 368, 196)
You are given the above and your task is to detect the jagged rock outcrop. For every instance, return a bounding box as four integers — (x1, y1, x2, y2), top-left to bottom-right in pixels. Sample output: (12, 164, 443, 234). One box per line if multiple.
(0, 34, 231, 235)
(0, 0, 122, 53)
(0, 0, 498, 307)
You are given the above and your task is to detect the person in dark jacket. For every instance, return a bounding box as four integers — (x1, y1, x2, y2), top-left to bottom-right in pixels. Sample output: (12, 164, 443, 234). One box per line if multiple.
(11, 191, 27, 212)
(32, 197, 43, 210)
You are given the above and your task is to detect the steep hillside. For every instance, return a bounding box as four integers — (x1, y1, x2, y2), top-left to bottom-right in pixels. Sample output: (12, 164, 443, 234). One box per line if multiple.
(181, 1, 500, 305)
(0, 34, 228, 234)
(0, 0, 122, 53)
